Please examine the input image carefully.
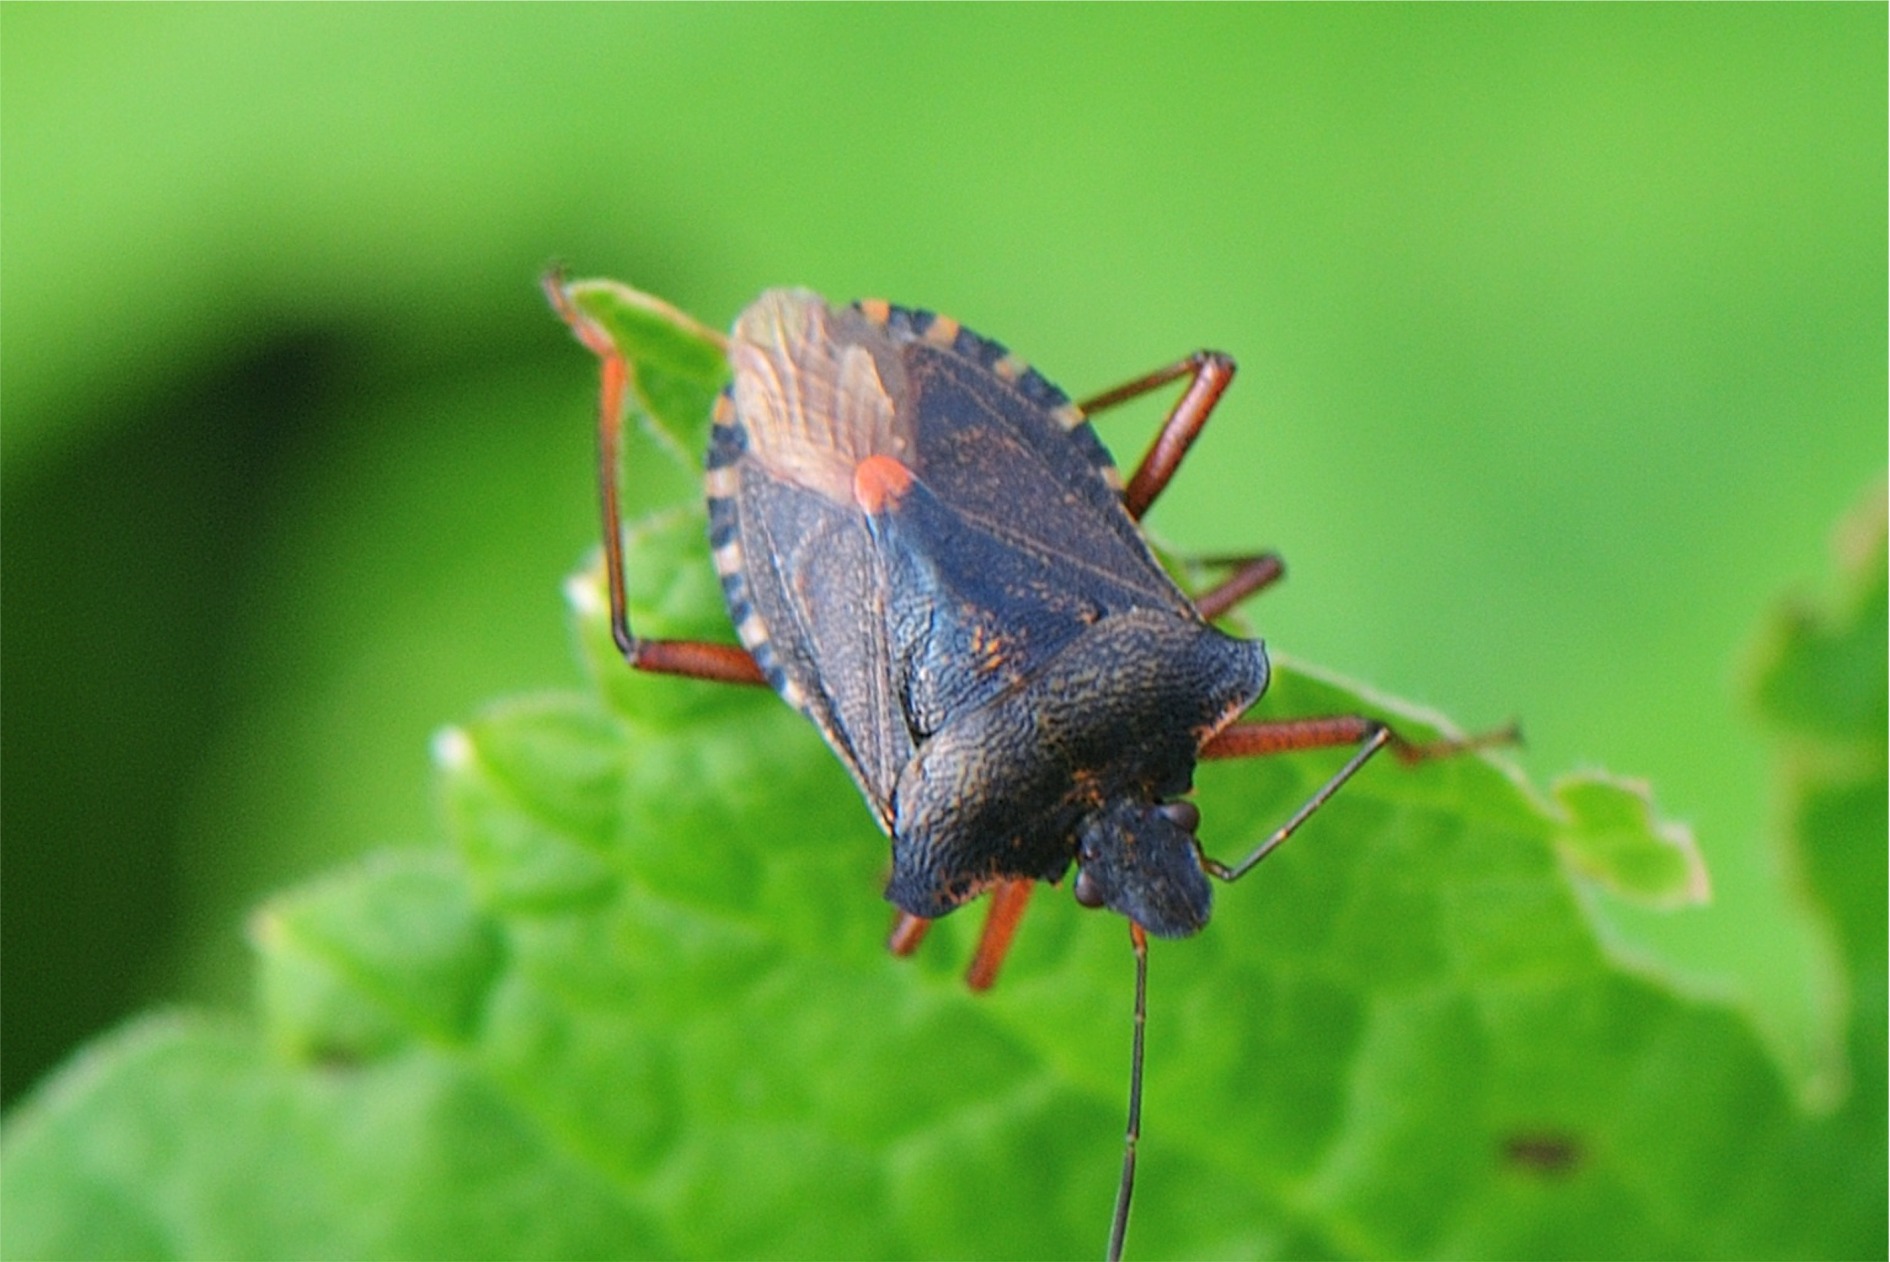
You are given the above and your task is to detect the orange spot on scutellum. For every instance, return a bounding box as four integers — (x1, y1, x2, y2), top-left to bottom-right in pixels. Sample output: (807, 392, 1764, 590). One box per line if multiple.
(853, 453, 914, 514)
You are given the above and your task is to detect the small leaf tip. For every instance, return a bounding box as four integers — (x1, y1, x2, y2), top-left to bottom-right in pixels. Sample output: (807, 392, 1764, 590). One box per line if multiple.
(1551, 771, 1710, 909)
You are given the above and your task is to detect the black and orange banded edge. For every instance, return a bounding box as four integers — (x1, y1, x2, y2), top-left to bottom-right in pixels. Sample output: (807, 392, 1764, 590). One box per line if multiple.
(547, 276, 1515, 1260)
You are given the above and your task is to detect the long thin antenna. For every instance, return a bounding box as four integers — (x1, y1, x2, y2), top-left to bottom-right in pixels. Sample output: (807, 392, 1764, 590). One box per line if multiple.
(1107, 922, 1149, 1262)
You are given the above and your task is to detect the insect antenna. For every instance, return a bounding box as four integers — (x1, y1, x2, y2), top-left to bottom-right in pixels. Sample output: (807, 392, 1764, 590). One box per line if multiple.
(1198, 717, 1521, 883)
(1108, 921, 1150, 1262)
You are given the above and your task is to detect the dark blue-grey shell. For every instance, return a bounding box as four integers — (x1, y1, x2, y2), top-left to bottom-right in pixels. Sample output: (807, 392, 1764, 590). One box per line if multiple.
(707, 289, 1268, 931)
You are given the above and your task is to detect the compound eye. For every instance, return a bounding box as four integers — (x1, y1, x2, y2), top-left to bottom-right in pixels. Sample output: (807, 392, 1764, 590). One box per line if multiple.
(1159, 799, 1201, 834)
(1073, 867, 1107, 909)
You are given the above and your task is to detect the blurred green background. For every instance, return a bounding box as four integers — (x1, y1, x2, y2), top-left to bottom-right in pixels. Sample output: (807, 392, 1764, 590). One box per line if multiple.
(2, 5, 1882, 1113)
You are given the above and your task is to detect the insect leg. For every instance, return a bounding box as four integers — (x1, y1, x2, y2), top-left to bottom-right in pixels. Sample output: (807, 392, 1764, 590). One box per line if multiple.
(1189, 551, 1286, 621)
(965, 878, 1036, 991)
(1078, 351, 1236, 520)
(888, 882, 1036, 987)
(887, 910, 932, 957)
(546, 273, 766, 686)
(1106, 920, 1148, 1262)
(1197, 716, 1520, 882)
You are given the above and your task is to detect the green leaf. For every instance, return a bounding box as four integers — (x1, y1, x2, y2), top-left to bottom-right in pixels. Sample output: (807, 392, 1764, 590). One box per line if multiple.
(1549, 773, 1709, 909)
(4, 285, 1881, 1260)
(1744, 488, 1886, 1136)
(1749, 488, 1889, 750)
(253, 852, 507, 1062)
(0, 1017, 659, 1260)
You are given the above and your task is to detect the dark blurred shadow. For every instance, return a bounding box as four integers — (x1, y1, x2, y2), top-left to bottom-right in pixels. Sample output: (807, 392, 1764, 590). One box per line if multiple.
(1, 325, 364, 1108)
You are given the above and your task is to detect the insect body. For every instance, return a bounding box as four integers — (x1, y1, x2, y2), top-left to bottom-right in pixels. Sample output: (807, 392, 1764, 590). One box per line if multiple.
(548, 278, 1502, 1259)
(711, 292, 1262, 939)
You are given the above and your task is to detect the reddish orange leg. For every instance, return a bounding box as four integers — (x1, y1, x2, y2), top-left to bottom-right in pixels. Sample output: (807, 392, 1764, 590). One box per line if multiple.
(545, 272, 766, 686)
(1079, 350, 1236, 521)
(1199, 716, 1521, 881)
(1080, 356, 1283, 621)
(965, 879, 1036, 991)
(888, 879, 1035, 990)
(887, 911, 931, 957)
(1190, 551, 1286, 622)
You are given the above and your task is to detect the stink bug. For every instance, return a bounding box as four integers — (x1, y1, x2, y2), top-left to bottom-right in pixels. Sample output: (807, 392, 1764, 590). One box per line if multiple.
(547, 278, 1508, 1259)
